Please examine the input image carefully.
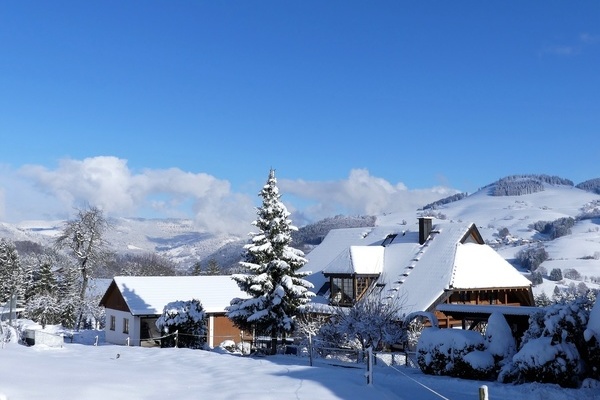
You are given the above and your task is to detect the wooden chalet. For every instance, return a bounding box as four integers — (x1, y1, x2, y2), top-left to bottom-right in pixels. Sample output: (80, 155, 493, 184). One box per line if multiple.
(301, 217, 534, 330)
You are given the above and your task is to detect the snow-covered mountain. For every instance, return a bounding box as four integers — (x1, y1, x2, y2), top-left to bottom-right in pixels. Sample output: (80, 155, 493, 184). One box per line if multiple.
(4, 175, 600, 293)
(8, 217, 242, 271)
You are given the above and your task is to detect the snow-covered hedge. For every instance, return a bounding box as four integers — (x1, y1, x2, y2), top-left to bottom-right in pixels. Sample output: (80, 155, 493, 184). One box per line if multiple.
(499, 337, 582, 388)
(485, 312, 517, 371)
(416, 327, 494, 380)
(156, 299, 207, 349)
(584, 297, 600, 380)
(417, 296, 600, 387)
(500, 295, 598, 388)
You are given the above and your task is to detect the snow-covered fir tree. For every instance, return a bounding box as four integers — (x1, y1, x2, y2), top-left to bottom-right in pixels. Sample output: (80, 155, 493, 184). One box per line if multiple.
(227, 169, 314, 354)
(0, 239, 26, 325)
(24, 255, 62, 328)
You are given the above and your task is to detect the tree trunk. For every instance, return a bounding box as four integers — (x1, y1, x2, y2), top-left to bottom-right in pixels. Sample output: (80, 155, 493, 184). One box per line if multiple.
(75, 259, 89, 331)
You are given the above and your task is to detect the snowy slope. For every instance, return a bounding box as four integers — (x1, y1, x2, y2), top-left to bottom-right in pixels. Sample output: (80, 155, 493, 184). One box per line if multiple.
(379, 180, 600, 297)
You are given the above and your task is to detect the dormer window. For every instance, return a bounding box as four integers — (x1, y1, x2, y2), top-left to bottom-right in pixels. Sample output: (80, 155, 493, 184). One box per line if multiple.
(381, 234, 397, 247)
(328, 274, 379, 306)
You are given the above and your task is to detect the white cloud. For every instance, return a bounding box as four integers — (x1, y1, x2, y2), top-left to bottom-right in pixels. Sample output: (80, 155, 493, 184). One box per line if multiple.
(539, 32, 599, 57)
(17, 156, 255, 235)
(580, 33, 600, 45)
(2, 160, 459, 235)
(280, 168, 459, 221)
(540, 45, 580, 57)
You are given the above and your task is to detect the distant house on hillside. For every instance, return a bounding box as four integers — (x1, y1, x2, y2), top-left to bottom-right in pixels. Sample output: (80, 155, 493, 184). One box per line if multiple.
(301, 217, 534, 331)
(99, 276, 246, 347)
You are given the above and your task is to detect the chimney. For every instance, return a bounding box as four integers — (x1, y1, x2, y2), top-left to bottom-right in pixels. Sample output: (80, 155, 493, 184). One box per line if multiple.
(418, 217, 433, 245)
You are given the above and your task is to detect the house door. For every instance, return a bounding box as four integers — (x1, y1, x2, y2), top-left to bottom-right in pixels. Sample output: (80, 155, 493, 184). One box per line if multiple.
(140, 317, 160, 347)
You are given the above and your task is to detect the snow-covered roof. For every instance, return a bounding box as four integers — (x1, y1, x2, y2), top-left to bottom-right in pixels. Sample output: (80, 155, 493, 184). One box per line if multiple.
(323, 246, 384, 275)
(302, 221, 532, 316)
(106, 276, 245, 315)
(452, 242, 532, 289)
(436, 303, 541, 317)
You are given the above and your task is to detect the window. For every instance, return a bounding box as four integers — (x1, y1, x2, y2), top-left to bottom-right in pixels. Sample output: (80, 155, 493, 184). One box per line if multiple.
(331, 277, 354, 306)
(329, 275, 378, 306)
(110, 315, 116, 331)
(381, 234, 397, 247)
(123, 318, 129, 334)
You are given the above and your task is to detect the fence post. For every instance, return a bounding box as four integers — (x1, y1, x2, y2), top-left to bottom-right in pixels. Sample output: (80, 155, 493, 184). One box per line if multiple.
(175, 330, 179, 348)
(94, 335, 98, 346)
(365, 346, 373, 385)
(308, 333, 314, 367)
(479, 385, 488, 400)
(126, 337, 130, 346)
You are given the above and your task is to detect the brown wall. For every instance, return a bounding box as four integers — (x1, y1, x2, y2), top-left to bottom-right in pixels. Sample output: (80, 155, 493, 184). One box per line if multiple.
(213, 314, 246, 344)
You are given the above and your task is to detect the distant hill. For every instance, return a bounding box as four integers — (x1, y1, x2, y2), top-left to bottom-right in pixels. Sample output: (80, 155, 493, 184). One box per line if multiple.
(3, 174, 600, 295)
(200, 215, 377, 272)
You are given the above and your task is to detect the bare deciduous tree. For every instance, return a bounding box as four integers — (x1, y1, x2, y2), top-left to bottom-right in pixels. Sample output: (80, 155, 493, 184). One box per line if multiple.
(55, 205, 112, 330)
(327, 288, 406, 352)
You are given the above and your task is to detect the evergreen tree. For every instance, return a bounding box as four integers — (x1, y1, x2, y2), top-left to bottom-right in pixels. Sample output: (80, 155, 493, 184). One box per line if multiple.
(31, 256, 58, 297)
(206, 259, 221, 275)
(0, 239, 25, 325)
(227, 169, 314, 354)
(24, 255, 62, 328)
(57, 260, 83, 329)
(549, 268, 563, 281)
(191, 261, 203, 276)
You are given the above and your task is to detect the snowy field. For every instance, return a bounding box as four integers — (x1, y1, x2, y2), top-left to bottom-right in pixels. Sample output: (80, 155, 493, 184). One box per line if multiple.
(0, 330, 597, 400)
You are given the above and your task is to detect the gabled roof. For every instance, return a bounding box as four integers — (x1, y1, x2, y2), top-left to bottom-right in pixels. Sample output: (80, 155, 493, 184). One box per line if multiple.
(452, 242, 532, 289)
(301, 221, 532, 316)
(99, 276, 245, 315)
(323, 246, 384, 275)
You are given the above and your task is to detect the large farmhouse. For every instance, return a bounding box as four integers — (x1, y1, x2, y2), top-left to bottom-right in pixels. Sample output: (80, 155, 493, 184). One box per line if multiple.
(99, 276, 246, 347)
(301, 217, 534, 329)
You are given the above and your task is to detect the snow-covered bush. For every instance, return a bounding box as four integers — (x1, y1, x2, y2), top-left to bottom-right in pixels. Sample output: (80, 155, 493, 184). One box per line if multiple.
(24, 294, 62, 328)
(529, 271, 543, 286)
(317, 316, 360, 351)
(485, 312, 516, 371)
(0, 322, 18, 343)
(584, 298, 600, 380)
(156, 299, 207, 349)
(549, 268, 563, 281)
(501, 296, 595, 387)
(416, 328, 494, 380)
(501, 337, 583, 388)
(322, 290, 405, 352)
(515, 244, 548, 272)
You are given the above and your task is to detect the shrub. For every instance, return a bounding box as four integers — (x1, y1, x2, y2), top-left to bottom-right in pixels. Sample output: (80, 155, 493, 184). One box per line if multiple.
(564, 268, 582, 280)
(156, 299, 207, 349)
(549, 268, 563, 281)
(515, 245, 548, 271)
(486, 313, 516, 371)
(504, 337, 583, 388)
(417, 328, 494, 380)
(530, 217, 575, 240)
(502, 296, 595, 387)
(529, 271, 543, 286)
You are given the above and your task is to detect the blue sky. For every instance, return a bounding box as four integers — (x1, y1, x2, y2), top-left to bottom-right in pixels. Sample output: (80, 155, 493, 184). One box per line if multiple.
(0, 1, 598, 233)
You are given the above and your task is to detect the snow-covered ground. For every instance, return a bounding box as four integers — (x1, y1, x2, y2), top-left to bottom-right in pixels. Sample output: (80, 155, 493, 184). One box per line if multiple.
(0, 329, 597, 400)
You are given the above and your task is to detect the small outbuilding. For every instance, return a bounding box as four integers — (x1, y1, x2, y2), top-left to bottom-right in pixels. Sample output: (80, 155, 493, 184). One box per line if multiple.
(99, 275, 246, 348)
